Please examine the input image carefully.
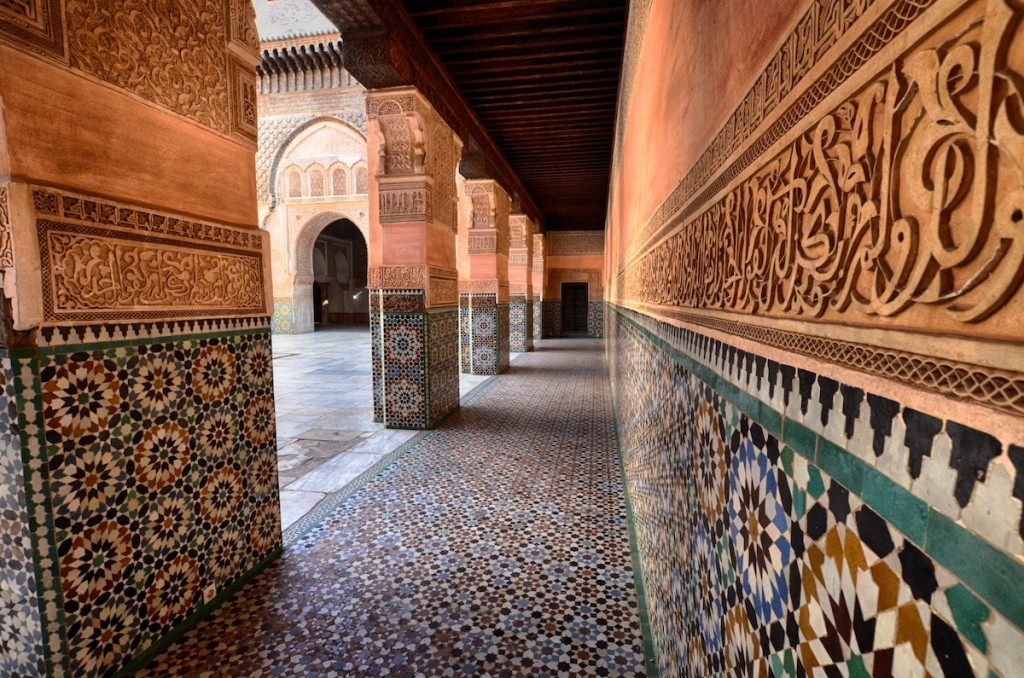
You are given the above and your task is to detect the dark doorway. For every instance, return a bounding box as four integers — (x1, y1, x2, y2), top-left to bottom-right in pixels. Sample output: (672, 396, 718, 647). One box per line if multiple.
(561, 283, 589, 335)
(313, 284, 323, 325)
(310, 218, 370, 328)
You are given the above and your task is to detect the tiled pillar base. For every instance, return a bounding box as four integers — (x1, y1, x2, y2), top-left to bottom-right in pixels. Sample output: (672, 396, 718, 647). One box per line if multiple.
(271, 298, 295, 334)
(587, 301, 605, 338)
(542, 300, 561, 338)
(510, 297, 534, 352)
(532, 300, 543, 343)
(372, 291, 459, 429)
(460, 294, 510, 375)
(3, 319, 282, 676)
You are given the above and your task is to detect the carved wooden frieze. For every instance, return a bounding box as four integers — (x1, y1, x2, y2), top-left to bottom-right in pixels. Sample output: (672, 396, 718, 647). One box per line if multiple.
(428, 267, 459, 308)
(0, 0, 65, 60)
(619, 0, 1024, 341)
(32, 189, 266, 322)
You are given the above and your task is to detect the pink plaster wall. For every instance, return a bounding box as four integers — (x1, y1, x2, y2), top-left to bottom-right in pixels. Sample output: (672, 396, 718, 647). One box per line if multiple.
(610, 0, 803, 257)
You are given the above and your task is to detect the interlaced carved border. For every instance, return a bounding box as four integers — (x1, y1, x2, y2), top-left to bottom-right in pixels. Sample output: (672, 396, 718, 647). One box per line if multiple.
(33, 189, 263, 250)
(645, 305, 1024, 417)
(0, 0, 66, 61)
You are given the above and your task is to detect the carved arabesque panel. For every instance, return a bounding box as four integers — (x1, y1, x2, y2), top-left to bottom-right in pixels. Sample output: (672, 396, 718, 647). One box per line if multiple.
(33, 189, 267, 322)
(64, 0, 230, 133)
(0, 186, 13, 268)
(621, 0, 1024, 337)
(548, 231, 605, 257)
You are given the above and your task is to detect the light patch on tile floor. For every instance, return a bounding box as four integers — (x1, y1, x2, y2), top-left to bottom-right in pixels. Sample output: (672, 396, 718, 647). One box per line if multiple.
(272, 327, 526, 529)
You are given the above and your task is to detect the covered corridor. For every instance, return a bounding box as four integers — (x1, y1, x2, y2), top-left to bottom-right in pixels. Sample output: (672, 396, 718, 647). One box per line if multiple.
(140, 340, 652, 676)
(1, 0, 1022, 676)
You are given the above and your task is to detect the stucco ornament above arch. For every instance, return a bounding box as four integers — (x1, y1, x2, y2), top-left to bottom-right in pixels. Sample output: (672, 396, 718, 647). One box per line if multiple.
(291, 210, 369, 283)
(270, 117, 368, 204)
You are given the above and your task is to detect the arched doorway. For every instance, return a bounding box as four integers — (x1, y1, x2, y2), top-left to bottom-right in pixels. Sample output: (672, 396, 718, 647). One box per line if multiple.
(308, 218, 369, 329)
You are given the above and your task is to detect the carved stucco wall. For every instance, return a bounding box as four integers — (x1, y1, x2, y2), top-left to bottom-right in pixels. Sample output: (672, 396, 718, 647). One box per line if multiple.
(258, 115, 370, 334)
(608, 0, 1024, 676)
(546, 230, 605, 302)
(52, 0, 258, 140)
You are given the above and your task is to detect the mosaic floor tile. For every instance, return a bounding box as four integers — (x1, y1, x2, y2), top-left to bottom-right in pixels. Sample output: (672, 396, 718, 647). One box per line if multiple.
(141, 339, 649, 676)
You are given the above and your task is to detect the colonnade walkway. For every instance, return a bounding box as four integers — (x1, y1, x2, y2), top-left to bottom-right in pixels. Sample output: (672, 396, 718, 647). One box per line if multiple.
(142, 339, 652, 676)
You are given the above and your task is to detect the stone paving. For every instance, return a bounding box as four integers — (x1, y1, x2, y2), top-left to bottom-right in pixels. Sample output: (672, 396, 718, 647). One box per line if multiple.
(142, 338, 650, 676)
(272, 326, 492, 529)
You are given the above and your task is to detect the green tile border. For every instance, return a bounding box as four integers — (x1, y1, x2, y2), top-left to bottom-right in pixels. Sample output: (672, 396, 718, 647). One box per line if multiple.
(11, 325, 273, 357)
(607, 369, 661, 678)
(116, 546, 284, 677)
(607, 304, 1024, 635)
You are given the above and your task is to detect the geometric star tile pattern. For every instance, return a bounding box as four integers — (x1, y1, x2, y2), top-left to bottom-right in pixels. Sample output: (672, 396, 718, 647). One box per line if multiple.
(140, 339, 650, 676)
(608, 309, 1022, 677)
(10, 329, 282, 676)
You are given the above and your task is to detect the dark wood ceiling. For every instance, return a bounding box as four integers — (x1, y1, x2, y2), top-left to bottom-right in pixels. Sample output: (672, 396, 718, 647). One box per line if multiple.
(399, 0, 627, 231)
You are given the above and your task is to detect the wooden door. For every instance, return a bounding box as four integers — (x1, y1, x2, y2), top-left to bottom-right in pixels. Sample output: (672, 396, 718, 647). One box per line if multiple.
(561, 283, 589, 334)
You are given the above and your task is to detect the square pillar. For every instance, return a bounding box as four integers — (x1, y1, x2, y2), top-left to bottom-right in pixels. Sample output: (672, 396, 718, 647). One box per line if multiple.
(367, 89, 462, 429)
(459, 180, 511, 374)
(509, 214, 535, 352)
(532, 233, 548, 340)
(0, 4, 280, 674)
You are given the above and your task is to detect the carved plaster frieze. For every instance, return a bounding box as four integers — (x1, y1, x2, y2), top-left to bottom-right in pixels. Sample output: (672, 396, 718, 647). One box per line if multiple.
(660, 307, 1024, 418)
(468, 232, 497, 255)
(0, 186, 13, 268)
(0, 0, 65, 60)
(40, 225, 265, 320)
(428, 278, 459, 308)
(64, 0, 231, 133)
(378, 181, 432, 223)
(368, 264, 426, 290)
(509, 214, 534, 249)
(30, 188, 267, 323)
(509, 250, 529, 267)
(368, 89, 462, 231)
(226, 0, 260, 65)
(34, 189, 263, 249)
(547, 231, 605, 257)
(622, 0, 896, 264)
(620, 0, 1024, 339)
(229, 58, 258, 143)
(459, 279, 510, 303)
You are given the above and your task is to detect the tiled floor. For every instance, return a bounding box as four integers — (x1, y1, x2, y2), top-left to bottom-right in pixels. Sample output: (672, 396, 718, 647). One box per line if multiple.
(142, 338, 650, 676)
(272, 327, 492, 529)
